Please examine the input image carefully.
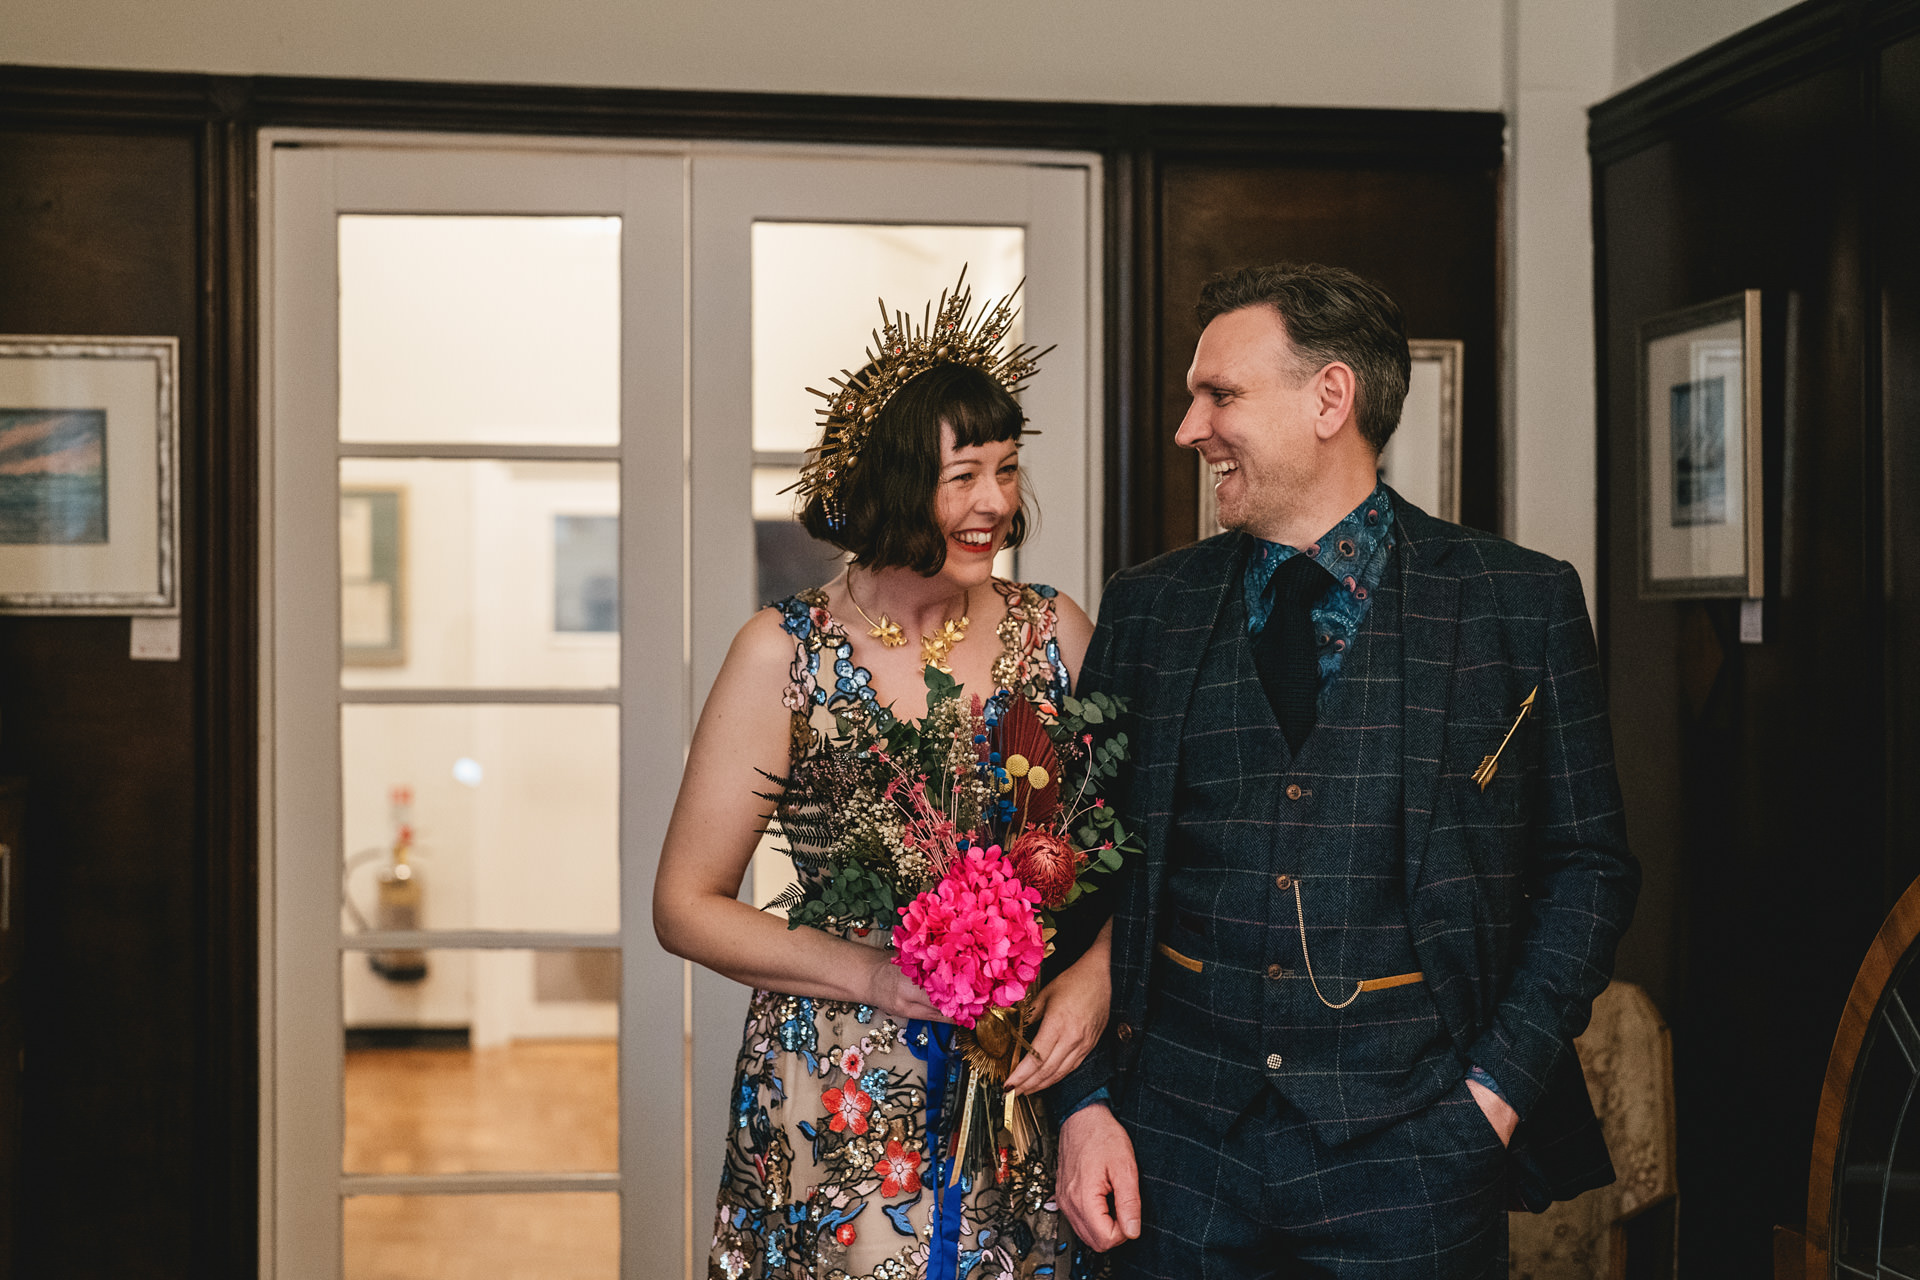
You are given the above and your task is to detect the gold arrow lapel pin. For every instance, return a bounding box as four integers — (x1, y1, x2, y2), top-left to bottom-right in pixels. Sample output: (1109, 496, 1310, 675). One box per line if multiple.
(1471, 687, 1539, 791)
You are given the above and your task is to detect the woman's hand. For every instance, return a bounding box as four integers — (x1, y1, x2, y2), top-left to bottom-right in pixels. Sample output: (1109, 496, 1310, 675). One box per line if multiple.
(863, 950, 953, 1025)
(1003, 919, 1112, 1095)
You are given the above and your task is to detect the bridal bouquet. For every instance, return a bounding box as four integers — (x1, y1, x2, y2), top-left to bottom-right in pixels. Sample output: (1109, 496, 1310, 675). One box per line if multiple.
(762, 667, 1137, 1183)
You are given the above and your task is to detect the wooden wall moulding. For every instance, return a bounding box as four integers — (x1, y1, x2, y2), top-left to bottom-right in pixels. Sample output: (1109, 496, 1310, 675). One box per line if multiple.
(1589, 0, 1920, 166)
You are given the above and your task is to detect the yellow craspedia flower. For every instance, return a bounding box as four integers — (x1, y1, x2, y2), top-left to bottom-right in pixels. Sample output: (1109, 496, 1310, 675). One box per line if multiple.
(1026, 765, 1050, 790)
(1005, 754, 1030, 778)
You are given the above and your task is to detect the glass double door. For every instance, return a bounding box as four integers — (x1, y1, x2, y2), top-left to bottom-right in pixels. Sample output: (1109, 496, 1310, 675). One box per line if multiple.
(265, 137, 1098, 1279)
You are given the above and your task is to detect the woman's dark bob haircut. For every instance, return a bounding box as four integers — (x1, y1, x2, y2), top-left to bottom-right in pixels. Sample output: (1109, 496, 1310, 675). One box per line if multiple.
(800, 362, 1031, 575)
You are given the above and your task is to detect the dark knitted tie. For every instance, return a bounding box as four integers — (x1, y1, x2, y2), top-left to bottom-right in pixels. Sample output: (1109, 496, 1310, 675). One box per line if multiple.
(1252, 553, 1329, 754)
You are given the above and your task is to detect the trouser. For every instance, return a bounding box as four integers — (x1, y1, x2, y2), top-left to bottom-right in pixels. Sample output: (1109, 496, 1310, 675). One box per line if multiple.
(1108, 1075, 1508, 1280)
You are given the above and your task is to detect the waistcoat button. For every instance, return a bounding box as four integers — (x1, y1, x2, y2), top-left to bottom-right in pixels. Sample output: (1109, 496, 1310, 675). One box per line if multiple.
(1285, 784, 1303, 800)
(1116, 1022, 1134, 1042)
(1265, 1053, 1285, 1069)
(1274, 874, 1294, 891)
(1266, 963, 1284, 980)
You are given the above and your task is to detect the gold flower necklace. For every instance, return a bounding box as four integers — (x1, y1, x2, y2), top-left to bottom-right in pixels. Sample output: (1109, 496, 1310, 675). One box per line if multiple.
(846, 574, 971, 673)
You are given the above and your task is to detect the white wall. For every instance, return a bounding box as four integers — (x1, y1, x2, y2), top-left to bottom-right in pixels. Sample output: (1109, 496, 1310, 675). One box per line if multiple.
(1504, 0, 1615, 614)
(5, 0, 1506, 109)
(1613, 0, 1800, 89)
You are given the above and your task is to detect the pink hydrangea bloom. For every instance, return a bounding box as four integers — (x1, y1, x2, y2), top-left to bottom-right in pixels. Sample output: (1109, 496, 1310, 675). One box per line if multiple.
(892, 845, 1045, 1027)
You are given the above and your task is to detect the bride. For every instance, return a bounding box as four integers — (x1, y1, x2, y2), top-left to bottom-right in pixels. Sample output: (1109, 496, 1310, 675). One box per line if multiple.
(654, 279, 1113, 1279)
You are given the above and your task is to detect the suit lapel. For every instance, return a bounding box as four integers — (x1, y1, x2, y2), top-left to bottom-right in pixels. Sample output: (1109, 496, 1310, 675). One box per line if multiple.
(1394, 500, 1461, 891)
(1141, 535, 1242, 914)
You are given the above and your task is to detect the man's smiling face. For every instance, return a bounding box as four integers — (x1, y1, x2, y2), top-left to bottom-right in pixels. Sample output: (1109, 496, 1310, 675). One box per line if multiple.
(1175, 305, 1324, 543)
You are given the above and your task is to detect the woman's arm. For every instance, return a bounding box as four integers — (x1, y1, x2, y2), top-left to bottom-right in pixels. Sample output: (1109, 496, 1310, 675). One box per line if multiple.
(651, 608, 947, 1023)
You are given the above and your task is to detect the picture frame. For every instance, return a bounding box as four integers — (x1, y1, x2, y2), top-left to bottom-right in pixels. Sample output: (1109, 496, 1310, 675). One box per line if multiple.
(1636, 291, 1763, 599)
(1195, 337, 1463, 540)
(340, 486, 406, 665)
(1380, 339, 1463, 523)
(0, 336, 179, 614)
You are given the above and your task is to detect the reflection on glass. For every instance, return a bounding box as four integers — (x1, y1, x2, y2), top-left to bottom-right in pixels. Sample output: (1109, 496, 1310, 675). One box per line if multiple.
(343, 950, 616, 1174)
(339, 459, 618, 690)
(554, 515, 618, 632)
(750, 223, 1024, 455)
(341, 705, 619, 935)
(345, 1192, 618, 1279)
(339, 215, 621, 446)
(752, 465, 843, 608)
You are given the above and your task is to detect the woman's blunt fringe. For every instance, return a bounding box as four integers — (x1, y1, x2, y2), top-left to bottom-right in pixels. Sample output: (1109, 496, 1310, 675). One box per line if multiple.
(800, 363, 1031, 575)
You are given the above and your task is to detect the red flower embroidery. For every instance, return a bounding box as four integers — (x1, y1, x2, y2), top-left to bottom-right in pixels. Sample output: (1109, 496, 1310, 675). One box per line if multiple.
(821, 1083, 873, 1134)
(873, 1138, 922, 1197)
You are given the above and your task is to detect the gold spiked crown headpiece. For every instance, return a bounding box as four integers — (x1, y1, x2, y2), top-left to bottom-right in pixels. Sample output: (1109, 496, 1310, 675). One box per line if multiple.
(794, 268, 1052, 527)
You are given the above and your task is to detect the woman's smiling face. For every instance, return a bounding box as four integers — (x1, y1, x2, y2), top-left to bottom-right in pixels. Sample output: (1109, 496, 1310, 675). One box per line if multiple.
(932, 421, 1020, 585)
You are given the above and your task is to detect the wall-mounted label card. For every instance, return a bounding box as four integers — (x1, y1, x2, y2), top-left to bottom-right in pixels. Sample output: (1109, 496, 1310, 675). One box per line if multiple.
(130, 615, 181, 661)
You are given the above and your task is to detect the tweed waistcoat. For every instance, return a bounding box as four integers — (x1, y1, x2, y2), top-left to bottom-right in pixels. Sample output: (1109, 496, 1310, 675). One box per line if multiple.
(1140, 554, 1460, 1146)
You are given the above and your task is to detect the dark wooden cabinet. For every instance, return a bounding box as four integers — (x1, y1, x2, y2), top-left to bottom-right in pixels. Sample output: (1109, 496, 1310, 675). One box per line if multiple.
(0, 777, 22, 1278)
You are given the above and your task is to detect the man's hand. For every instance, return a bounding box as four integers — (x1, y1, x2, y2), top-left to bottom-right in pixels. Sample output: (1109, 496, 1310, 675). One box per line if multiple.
(1057, 1103, 1141, 1251)
(1464, 1077, 1518, 1148)
(1004, 921, 1112, 1096)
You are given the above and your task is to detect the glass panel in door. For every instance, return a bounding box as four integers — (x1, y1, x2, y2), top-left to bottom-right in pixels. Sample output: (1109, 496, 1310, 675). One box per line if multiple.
(338, 215, 621, 447)
(335, 209, 625, 1275)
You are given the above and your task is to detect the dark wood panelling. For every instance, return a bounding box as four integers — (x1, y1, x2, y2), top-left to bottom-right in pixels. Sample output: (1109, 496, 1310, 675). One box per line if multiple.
(1152, 164, 1501, 550)
(1880, 27, 1920, 912)
(1592, 0, 1920, 1269)
(0, 128, 205, 1279)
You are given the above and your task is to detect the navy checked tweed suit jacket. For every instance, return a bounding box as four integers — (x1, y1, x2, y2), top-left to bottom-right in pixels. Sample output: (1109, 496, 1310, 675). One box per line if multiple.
(1056, 493, 1640, 1204)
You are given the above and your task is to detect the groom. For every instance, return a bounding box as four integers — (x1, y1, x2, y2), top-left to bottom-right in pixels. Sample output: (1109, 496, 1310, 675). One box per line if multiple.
(1053, 263, 1638, 1275)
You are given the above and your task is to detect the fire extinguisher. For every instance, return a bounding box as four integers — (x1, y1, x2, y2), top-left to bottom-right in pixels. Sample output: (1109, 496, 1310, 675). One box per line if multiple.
(369, 785, 428, 983)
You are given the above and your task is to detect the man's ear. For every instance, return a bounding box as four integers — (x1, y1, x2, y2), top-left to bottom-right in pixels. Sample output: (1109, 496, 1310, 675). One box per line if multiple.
(1311, 362, 1359, 442)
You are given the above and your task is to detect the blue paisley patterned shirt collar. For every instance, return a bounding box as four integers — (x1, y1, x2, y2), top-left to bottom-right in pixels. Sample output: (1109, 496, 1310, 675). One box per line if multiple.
(1243, 482, 1397, 664)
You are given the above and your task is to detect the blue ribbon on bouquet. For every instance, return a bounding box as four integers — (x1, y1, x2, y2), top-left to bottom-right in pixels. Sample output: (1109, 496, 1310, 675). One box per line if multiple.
(909, 1018, 967, 1280)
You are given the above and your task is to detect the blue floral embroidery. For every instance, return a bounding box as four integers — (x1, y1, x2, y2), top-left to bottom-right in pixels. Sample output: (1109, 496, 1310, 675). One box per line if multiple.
(776, 596, 814, 642)
(778, 999, 818, 1053)
(1042, 636, 1069, 705)
(860, 1067, 890, 1103)
(774, 592, 891, 726)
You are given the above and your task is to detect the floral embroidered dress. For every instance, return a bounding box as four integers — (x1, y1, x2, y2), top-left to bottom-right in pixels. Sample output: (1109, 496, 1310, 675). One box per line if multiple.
(710, 580, 1073, 1280)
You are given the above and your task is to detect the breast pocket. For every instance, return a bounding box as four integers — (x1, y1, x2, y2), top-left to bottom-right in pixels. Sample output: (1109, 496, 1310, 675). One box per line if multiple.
(1445, 719, 1531, 827)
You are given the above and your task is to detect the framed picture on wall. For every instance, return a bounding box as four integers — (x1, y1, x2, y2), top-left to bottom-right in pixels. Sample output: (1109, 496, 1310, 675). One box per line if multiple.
(1195, 338, 1463, 539)
(1637, 291, 1763, 598)
(1380, 339, 1462, 523)
(340, 486, 405, 664)
(0, 336, 179, 614)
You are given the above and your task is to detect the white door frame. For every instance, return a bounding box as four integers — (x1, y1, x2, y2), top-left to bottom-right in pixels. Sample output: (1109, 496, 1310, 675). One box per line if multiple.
(258, 127, 1101, 1280)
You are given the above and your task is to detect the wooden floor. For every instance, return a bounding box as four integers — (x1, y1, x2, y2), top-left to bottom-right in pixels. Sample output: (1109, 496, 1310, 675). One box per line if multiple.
(344, 1040, 620, 1279)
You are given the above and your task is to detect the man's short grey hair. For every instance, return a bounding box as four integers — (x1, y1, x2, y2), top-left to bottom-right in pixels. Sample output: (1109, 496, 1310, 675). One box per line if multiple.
(1196, 262, 1413, 453)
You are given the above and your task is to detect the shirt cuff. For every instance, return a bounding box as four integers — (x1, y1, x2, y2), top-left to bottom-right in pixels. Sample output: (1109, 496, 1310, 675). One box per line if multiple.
(1466, 1064, 1509, 1106)
(1062, 1085, 1111, 1120)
